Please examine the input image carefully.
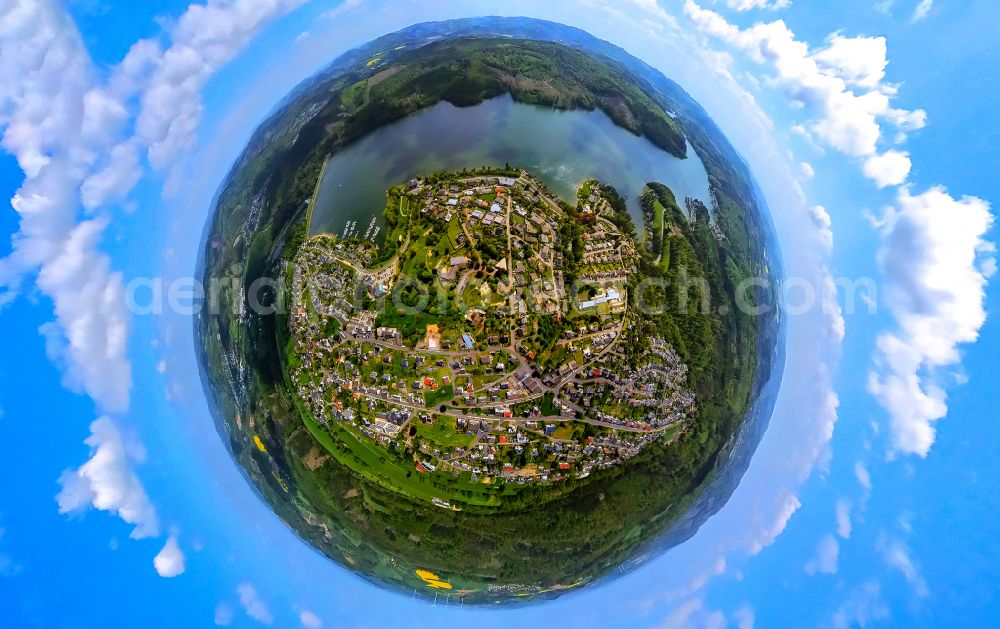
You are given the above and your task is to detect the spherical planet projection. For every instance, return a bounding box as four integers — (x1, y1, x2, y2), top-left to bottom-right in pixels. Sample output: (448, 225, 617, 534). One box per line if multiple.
(197, 17, 784, 604)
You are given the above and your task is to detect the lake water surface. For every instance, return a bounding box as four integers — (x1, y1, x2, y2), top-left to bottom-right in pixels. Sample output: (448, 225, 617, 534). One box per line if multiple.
(310, 94, 710, 237)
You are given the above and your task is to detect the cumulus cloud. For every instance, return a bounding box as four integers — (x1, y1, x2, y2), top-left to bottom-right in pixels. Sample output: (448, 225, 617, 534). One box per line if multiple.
(800, 161, 814, 179)
(747, 491, 802, 555)
(0, 1, 132, 412)
(153, 533, 186, 578)
(832, 581, 889, 628)
(723, 0, 791, 10)
(299, 609, 323, 628)
(321, 0, 367, 20)
(874, 1, 894, 15)
(56, 417, 159, 539)
(1, 0, 305, 550)
(618, 0, 674, 23)
(37, 217, 131, 412)
(863, 150, 911, 188)
(911, 0, 933, 23)
(812, 35, 888, 89)
(869, 186, 994, 456)
(684, 2, 926, 182)
(1, 0, 308, 394)
(81, 140, 142, 210)
(129, 0, 307, 169)
(854, 461, 872, 494)
(0, 521, 20, 577)
(661, 597, 726, 629)
(836, 499, 853, 539)
(687, 0, 994, 461)
(878, 533, 928, 597)
(805, 534, 839, 575)
(237, 583, 274, 625)
(214, 603, 235, 626)
(732, 606, 755, 629)
(808, 204, 833, 253)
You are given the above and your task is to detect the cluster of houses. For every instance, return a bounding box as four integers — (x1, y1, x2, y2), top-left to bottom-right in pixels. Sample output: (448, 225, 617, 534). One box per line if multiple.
(508, 206, 565, 315)
(282, 170, 699, 496)
(288, 275, 678, 483)
(561, 330, 695, 431)
(580, 225, 626, 267)
(419, 415, 663, 485)
(412, 176, 515, 227)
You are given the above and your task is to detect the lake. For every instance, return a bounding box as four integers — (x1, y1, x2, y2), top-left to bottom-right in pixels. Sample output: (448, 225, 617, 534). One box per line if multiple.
(309, 93, 711, 237)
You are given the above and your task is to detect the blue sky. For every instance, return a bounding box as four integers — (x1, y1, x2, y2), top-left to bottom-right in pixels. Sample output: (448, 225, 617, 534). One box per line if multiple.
(0, 0, 997, 627)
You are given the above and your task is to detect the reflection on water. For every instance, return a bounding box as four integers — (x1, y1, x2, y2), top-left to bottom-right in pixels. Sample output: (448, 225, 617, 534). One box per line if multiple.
(310, 94, 711, 237)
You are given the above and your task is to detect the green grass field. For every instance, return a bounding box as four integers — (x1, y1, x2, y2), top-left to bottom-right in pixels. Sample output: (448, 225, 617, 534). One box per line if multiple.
(414, 414, 474, 448)
(300, 406, 501, 506)
(539, 391, 561, 416)
(423, 384, 455, 408)
(661, 422, 684, 442)
(652, 197, 665, 236)
(551, 425, 574, 440)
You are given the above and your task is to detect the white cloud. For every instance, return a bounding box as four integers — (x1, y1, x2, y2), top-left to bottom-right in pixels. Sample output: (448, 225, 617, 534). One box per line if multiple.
(779, 366, 840, 477)
(800, 161, 814, 179)
(836, 499, 853, 539)
(153, 533, 186, 578)
(299, 609, 323, 628)
(746, 491, 801, 555)
(81, 140, 142, 210)
(821, 272, 846, 343)
(0, 0, 308, 411)
(130, 0, 307, 169)
(722, 0, 791, 10)
(874, 0, 894, 15)
(686, 0, 994, 461)
(790, 124, 811, 139)
(812, 35, 888, 89)
(911, 0, 933, 23)
(1, 0, 306, 551)
(684, 2, 926, 184)
(0, 521, 20, 577)
(56, 417, 159, 539)
(661, 597, 726, 629)
(878, 534, 928, 597)
(863, 150, 911, 188)
(854, 461, 872, 494)
(832, 581, 889, 628)
(808, 204, 833, 253)
(620, 0, 675, 23)
(981, 255, 997, 279)
(237, 582, 274, 625)
(214, 603, 234, 626)
(80, 87, 129, 146)
(0, 1, 132, 412)
(36, 217, 132, 412)
(0, 4, 88, 179)
(869, 186, 994, 456)
(732, 606, 755, 629)
(322, 0, 367, 21)
(805, 534, 839, 575)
